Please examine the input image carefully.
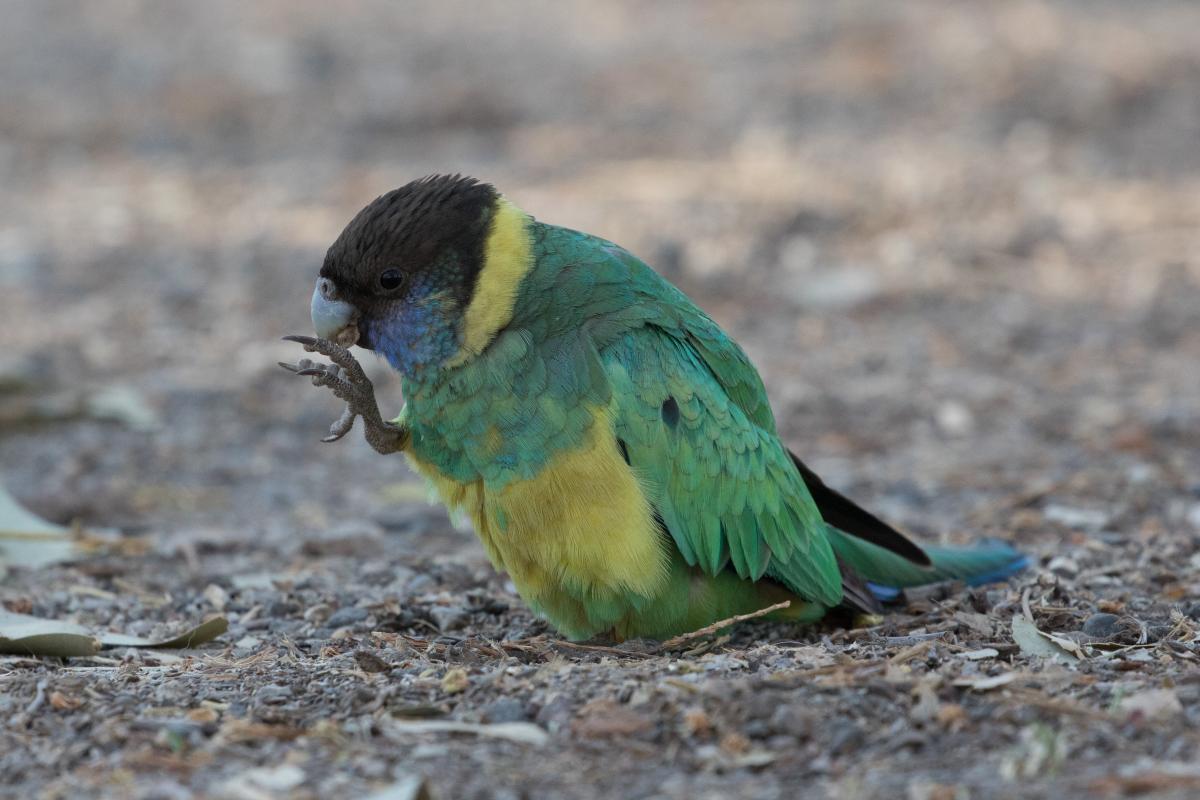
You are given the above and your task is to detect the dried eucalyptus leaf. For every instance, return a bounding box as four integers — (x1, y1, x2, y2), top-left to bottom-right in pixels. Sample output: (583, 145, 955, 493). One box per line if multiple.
(1011, 615, 1082, 664)
(98, 616, 228, 649)
(85, 384, 161, 432)
(0, 484, 80, 573)
(0, 610, 100, 657)
(953, 672, 1018, 691)
(385, 719, 549, 746)
(0, 610, 226, 657)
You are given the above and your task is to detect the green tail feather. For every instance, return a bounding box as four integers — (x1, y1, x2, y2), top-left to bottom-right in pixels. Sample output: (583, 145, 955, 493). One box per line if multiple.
(825, 525, 1028, 600)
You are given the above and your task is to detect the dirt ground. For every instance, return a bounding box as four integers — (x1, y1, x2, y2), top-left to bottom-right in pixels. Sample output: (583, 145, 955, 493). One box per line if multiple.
(2, 2, 1200, 798)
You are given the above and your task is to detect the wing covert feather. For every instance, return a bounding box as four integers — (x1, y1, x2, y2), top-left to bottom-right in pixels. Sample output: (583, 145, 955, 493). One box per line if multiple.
(602, 327, 842, 606)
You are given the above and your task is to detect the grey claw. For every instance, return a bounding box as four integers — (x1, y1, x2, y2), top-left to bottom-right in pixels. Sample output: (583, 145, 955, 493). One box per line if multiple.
(322, 406, 356, 442)
(280, 358, 323, 376)
(282, 334, 319, 352)
(283, 334, 364, 377)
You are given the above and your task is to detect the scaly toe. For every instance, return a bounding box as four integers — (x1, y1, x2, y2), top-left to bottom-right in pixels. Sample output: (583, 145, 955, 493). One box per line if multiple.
(322, 406, 356, 442)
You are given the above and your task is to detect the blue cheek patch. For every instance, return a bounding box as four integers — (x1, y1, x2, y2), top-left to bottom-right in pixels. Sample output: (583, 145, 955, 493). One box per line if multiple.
(373, 290, 460, 375)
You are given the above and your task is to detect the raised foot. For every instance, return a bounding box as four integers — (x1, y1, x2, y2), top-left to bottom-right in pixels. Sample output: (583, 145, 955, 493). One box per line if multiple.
(279, 335, 408, 454)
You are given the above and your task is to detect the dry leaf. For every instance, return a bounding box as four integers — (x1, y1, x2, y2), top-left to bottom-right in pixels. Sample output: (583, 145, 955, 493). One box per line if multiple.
(49, 691, 82, 710)
(962, 648, 999, 661)
(1011, 615, 1082, 664)
(0, 610, 226, 658)
(385, 719, 548, 746)
(0, 485, 81, 576)
(98, 616, 228, 649)
(954, 672, 1018, 691)
(0, 610, 100, 657)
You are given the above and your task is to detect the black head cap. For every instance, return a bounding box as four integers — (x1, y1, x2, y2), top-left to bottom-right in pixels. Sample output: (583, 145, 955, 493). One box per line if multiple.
(320, 174, 499, 309)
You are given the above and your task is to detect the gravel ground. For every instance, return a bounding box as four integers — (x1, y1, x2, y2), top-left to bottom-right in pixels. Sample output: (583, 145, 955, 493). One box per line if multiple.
(2, 2, 1200, 798)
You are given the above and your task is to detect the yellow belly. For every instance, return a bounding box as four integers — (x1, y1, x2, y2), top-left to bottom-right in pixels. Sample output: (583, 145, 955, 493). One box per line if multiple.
(405, 407, 669, 637)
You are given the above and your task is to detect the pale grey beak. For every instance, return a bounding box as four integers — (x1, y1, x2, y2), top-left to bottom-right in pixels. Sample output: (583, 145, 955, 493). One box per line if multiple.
(311, 277, 360, 347)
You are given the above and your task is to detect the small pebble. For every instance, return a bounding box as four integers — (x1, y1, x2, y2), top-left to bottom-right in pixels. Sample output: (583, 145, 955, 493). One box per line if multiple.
(303, 604, 333, 624)
(1082, 613, 1121, 639)
(325, 606, 369, 628)
(1044, 505, 1110, 531)
(1187, 504, 1200, 530)
(935, 400, 975, 437)
(1047, 556, 1079, 577)
(253, 684, 293, 705)
(203, 583, 229, 612)
(429, 605, 468, 631)
(481, 698, 529, 723)
(354, 650, 390, 673)
(534, 695, 574, 733)
(827, 720, 865, 756)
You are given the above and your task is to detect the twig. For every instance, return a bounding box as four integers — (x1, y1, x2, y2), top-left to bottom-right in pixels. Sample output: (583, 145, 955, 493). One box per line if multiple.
(757, 660, 885, 689)
(549, 640, 655, 659)
(493, 636, 654, 660)
(1008, 687, 1110, 721)
(879, 632, 948, 647)
(889, 639, 935, 665)
(658, 601, 790, 651)
(25, 680, 48, 714)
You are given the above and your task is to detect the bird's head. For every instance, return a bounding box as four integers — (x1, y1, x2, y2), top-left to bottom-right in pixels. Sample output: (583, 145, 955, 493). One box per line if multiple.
(310, 174, 533, 376)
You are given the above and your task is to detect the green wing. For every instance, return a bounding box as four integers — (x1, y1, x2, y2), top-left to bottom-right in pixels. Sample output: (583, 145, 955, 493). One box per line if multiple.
(581, 246, 842, 607)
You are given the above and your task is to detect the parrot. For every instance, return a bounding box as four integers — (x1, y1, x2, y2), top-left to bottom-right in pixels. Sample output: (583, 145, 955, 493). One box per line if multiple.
(280, 174, 1027, 641)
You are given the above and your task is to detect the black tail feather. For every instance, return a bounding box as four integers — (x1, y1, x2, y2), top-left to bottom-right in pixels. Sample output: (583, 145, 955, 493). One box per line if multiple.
(835, 557, 885, 615)
(788, 450, 932, 567)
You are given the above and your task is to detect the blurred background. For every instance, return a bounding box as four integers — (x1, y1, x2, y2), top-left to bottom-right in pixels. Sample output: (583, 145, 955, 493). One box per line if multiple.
(2, 2, 1200, 796)
(3, 0, 1198, 535)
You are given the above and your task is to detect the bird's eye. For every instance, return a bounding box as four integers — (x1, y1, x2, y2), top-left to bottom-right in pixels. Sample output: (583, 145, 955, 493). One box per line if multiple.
(379, 269, 404, 291)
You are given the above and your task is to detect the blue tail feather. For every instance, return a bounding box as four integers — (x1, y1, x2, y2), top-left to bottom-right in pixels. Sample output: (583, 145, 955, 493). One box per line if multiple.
(827, 526, 1028, 603)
